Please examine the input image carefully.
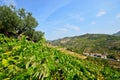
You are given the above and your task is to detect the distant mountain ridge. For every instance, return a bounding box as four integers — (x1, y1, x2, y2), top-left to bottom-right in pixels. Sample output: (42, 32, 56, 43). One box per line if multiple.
(113, 31, 120, 36)
(51, 33, 120, 60)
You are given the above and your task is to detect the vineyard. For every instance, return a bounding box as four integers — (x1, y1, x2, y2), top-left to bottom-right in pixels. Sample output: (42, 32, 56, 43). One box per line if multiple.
(0, 34, 120, 80)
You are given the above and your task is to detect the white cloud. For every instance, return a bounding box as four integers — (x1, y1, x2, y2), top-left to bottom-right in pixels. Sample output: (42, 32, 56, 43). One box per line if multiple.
(55, 24, 80, 34)
(69, 14, 85, 22)
(0, 0, 16, 6)
(96, 10, 106, 17)
(91, 21, 96, 25)
(57, 28, 68, 33)
(116, 13, 120, 19)
(79, 17, 85, 21)
(64, 24, 80, 31)
(40, 0, 73, 22)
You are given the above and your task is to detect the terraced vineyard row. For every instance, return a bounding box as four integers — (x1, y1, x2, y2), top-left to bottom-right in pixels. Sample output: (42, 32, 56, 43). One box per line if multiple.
(47, 44, 87, 59)
(0, 34, 120, 80)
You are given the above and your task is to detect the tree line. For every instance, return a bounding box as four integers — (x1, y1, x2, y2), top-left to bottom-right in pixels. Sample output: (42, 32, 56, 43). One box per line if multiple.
(0, 5, 44, 42)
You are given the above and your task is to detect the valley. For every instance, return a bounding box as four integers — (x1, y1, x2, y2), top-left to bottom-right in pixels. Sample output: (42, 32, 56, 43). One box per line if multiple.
(50, 33, 120, 69)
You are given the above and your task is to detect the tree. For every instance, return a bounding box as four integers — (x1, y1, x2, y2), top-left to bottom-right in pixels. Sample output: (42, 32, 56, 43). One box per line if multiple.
(0, 5, 38, 35)
(0, 5, 19, 35)
(17, 8, 38, 35)
(0, 5, 43, 42)
(32, 31, 44, 42)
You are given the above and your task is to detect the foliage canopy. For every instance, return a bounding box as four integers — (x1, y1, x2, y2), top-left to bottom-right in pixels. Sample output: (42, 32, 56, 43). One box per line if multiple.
(0, 5, 43, 42)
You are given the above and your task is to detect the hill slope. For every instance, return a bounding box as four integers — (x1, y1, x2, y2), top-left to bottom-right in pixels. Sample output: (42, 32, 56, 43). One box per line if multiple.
(47, 44, 87, 59)
(0, 34, 120, 79)
(113, 31, 120, 36)
(51, 34, 120, 60)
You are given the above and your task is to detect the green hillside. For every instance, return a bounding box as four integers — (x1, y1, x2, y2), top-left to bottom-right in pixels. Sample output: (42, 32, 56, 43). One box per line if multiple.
(0, 5, 120, 80)
(1, 34, 120, 79)
(51, 34, 120, 60)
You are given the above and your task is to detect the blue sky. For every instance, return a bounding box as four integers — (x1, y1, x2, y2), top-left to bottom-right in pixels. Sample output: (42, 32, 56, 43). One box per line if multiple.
(0, 0, 120, 40)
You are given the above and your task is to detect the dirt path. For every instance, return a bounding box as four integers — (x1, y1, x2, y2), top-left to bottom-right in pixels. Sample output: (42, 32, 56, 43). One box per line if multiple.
(47, 44, 87, 59)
